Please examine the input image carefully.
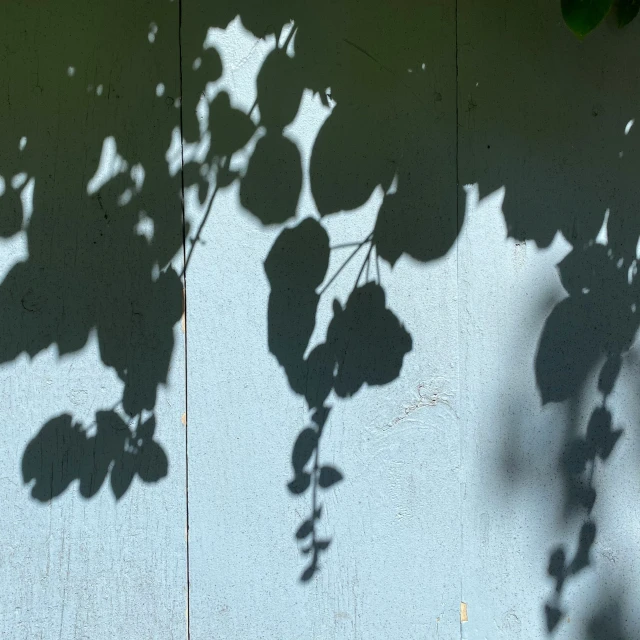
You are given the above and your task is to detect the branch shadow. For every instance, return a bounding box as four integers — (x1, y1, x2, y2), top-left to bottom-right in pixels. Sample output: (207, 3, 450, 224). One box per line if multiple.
(459, 1, 640, 635)
(1, 0, 460, 585)
(4, 0, 639, 619)
(1, 0, 184, 501)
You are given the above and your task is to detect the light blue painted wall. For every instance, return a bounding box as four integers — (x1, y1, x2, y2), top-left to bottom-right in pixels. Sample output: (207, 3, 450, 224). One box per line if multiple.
(0, 1, 187, 638)
(1, 1, 639, 639)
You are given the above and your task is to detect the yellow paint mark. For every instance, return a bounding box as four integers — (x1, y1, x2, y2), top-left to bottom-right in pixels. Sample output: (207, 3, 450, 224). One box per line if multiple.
(181, 413, 187, 426)
(460, 602, 468, 623)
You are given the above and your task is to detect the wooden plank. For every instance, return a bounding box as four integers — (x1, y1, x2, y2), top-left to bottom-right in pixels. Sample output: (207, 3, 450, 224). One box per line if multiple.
(457, 1, 640, 637)
(184, 4, 460, 638)
(0, 1, 187, 637)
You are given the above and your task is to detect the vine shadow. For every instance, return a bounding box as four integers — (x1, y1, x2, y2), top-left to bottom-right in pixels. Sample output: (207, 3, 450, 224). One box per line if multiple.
(9, 0, 638, 614)
(1, 0, 186, 500)
(183, 0, 459, 580)
(460, 1, 640, 636)
(1, 0, 461, 585)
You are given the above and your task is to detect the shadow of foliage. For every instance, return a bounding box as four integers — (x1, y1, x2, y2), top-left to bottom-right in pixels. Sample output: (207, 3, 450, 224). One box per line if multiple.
(537, 243, 632, 634)
(23, 412, 167, 501)
(0, 0, 186, 500)
(5, 0, 636, 620)
(176, 0, 457, 580)
(265, 218, 413, 577)
(459, 0, 640, 633)
(0, 0, 458, 585)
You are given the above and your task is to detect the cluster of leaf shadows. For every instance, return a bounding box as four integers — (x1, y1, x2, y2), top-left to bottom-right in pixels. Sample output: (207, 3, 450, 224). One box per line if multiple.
(487, 182, 639, 636)
(1, 0, 457, 581)
(265, 220, 412, 579)
(497, 136, 640, 637)
(562, 0, 639, 38)
(459, 0, 640, 630)
(179, 0, 457, 579)
(480, 159, 640, 636)
(7, 1, 639, 623)
(1, 0, 184, 500)
(22, 412, 167, 500)
(537, 242, 637, 636)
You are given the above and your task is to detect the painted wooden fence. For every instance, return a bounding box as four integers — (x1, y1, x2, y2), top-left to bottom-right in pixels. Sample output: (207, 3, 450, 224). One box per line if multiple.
(1, 1, 640, 638)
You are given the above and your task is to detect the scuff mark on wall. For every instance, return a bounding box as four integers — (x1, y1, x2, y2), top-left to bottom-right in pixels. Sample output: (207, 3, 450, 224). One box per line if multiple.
(386, 378, 454, 429)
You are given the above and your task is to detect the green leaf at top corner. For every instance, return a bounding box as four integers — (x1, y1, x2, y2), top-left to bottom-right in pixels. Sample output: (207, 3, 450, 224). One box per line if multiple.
(618, 0, 640, 26)
(562, 0, 613, 36)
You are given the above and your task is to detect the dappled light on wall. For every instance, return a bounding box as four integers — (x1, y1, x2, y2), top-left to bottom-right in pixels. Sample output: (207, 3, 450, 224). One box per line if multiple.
(0, 0, 459, 585)
(0, 0, 184, 500)
(2, 0, 640, 636)
(175, 0, 458, 580)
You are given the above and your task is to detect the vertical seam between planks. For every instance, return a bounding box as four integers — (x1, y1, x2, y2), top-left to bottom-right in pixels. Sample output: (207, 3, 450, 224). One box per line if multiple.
(178, 0, 191, 637)
(454, 0, 464, 638)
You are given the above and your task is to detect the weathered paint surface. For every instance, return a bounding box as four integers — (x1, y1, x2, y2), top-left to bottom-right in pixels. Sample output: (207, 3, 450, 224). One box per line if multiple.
(182, 0, 464, 634)
(1, 1, 640, 638)
(0, 1, 187, 638)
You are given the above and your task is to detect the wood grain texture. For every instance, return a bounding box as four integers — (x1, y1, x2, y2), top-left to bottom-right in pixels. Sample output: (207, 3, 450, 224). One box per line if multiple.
(0, 0, 187, 637)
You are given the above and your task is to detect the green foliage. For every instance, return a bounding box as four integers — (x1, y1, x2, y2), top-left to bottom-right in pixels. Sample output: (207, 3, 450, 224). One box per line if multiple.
(562, 0, 612, 36)
(562, 0, 639, 35)
(618, 0, 640, 25)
